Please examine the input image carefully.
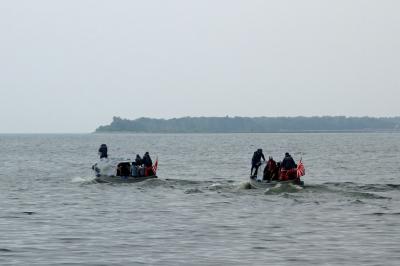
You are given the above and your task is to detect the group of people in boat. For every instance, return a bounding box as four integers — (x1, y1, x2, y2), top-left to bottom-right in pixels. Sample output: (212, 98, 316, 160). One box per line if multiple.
(130, 152, 155, 177)
(97, 144, 156, 177)
(251, 149, 299, 182)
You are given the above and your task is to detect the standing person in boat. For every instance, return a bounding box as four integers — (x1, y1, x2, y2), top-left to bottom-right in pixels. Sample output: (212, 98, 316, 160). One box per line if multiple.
(250, 149, 266, 178)
(98, 144, 108, 159)
(281, 152, 297, 170)
(142, 152, 154, 176)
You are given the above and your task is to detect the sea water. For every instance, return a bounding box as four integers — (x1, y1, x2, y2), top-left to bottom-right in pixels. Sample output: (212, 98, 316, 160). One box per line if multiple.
(0, 133, 399, 265)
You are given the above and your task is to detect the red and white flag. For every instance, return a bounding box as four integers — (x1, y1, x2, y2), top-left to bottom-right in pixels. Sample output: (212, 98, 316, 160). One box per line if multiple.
(297, 160, 305, 177)
(152, 158, 158, 174)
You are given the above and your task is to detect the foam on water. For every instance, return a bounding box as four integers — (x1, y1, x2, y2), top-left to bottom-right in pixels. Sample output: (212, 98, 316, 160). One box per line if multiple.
(264, 182, 304, 194)
(71, 176, 96, 183)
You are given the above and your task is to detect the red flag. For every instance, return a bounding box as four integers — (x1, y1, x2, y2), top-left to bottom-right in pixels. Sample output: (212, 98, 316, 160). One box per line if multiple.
(297, 160, 305, 177)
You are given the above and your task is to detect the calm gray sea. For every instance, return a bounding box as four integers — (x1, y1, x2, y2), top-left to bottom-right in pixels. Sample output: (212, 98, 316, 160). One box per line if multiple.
(0, 133, 399, 265)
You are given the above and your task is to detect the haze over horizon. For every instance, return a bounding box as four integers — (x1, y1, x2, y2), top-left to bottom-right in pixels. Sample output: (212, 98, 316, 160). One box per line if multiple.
(1, 0, 399, 133)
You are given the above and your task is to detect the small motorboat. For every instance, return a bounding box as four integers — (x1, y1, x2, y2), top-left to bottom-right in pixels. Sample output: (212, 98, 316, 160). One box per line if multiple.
(249, 159, 305, 189)
(92, 157, 158, 183)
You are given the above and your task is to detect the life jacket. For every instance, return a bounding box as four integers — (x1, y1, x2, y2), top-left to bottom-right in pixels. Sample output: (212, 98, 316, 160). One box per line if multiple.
(279, 168, 297, 181)
(145, 166, 154, 177)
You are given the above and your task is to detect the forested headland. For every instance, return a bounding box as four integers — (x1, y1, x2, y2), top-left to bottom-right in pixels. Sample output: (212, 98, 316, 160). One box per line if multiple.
(95, 116, 400, 133)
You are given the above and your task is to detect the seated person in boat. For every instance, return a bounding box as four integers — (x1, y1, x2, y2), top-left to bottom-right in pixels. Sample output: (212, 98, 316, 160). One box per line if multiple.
(280, 152, 297, 180)
(281, 152, 297, 170)
(98, 144, 108, 159)
(250, 149, 265, 178)
(142, 152, 154, 176)
(275, 161, 282, 180)
(132, 154, 143, 177)
(263, 157, 279, 182)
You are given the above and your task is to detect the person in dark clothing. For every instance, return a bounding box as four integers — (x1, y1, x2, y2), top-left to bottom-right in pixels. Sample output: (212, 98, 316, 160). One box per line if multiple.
(134, 154, 143, 166)
(142, 152, 154, 176)
(142, 152, 153, 167)
(250, 149, 266, 178)
(98, 144, 108, 159)
(281, 152, 297, 170)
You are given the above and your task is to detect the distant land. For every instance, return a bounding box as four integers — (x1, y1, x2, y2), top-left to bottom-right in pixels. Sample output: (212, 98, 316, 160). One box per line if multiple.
(95, 116, 400, 133)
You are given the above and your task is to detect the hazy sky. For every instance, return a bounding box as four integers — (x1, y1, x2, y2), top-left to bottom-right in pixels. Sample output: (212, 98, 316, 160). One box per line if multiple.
(0, 0, 399, 133)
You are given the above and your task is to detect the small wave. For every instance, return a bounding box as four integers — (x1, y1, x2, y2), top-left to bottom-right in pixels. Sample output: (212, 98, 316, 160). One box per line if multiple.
(369, 212, 400, 216)
(71, 176, 96, 183)
(0, 248, 12, 252)
(132, 178, 229, 193)
(146, 178, 237, 192)
(321, 182, 400, 192)
(164, 178, 215, 186)
(358, 183, 400, 192)
(238, 181, 252, 190)
(252, 246, 267, 250)
(264, 183, 303, 194)
(351, 199, 365, 204)
(22, 211, 36, 215)
(57, 237, 87, 243)
(207, 183, 224, 191)
(184, 188, 203, 194)
(302, 183, 393, 200)
(344, 191, 391, 200)
(139, 178, 168, 187)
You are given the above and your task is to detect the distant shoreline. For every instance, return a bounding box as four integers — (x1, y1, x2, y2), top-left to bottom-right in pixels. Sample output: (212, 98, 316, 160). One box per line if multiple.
(1, 131, 400, 135)
(95, 116, 400, 133)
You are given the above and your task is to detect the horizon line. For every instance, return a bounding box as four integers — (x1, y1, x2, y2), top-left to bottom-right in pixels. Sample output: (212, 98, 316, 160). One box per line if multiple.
(113, 115, 400, 120)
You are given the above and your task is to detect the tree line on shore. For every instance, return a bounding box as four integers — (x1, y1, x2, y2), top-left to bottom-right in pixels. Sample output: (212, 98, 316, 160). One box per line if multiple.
(95, 116, 400, 133)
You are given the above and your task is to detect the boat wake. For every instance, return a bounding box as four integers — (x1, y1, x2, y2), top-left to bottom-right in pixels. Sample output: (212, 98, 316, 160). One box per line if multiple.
(239, 180, 400, 202)
(76, 175, 400, 201)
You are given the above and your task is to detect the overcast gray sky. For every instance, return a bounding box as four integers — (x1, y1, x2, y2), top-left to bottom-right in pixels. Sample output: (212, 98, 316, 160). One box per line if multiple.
(0, 0, 399, 133)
